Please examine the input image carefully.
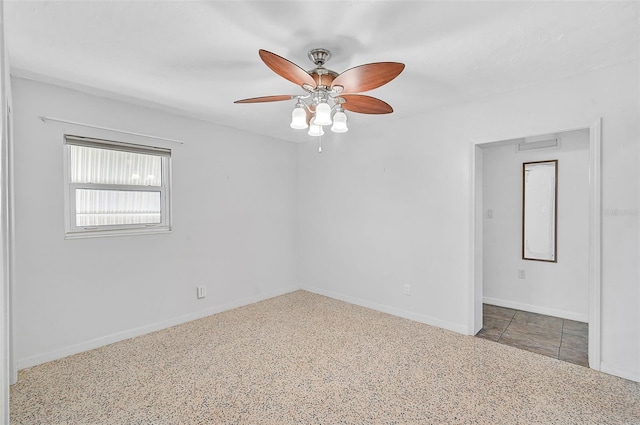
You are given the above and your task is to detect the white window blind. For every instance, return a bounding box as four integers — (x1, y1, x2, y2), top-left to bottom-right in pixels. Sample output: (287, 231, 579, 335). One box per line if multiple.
(74, 189, 162, 227)
(69, 144, 162, 186)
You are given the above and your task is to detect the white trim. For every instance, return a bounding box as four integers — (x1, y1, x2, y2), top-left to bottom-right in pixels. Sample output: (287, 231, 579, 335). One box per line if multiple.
(6, 100, 15, 387)
(600, 362, 640, 383)
(68, 184, 166, 232)
(0, 6, 15, 425)
(470, 119, 602, 371)
(302, 285, 469, 335)
(483, 296, 588, 323)
(470, 123, 596, 146)
(17, 286, 299, 370)
(468, 144, 483, 335)
(587, 118, 602, 371)
(64, 227, 172, 240)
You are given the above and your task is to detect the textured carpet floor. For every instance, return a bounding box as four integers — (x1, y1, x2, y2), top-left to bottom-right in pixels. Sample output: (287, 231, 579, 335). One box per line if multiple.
(10, 290, 640, 424)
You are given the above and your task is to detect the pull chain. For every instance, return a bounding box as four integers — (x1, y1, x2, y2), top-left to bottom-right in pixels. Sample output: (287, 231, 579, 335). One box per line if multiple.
(318, 71, 324, 153)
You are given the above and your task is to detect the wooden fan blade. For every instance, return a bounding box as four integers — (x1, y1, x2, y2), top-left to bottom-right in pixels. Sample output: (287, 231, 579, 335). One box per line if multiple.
(259, 49, 316, 88)
(341, 94, 394, 114)
(234, 95, 294, 104)
(332, 62, 405, 93)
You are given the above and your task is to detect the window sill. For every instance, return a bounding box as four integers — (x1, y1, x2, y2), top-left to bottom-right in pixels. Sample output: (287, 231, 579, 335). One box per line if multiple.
(65, 226, 172, 240)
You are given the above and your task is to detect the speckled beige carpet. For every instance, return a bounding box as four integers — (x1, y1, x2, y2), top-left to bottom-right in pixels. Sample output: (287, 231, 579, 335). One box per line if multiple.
(10, 291, 640, 424)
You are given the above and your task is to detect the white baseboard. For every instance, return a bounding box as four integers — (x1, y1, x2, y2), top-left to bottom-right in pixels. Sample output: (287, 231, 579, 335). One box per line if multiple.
(17, 285, 299, 370)
(483, 296, 588, 322)
(302, 285, 469, 335)
(600, 362, 640, 383)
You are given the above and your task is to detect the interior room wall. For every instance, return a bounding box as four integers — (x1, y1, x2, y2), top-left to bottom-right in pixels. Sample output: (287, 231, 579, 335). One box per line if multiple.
(482, 131, 590, 321)
(11, 78, 299, 369)
(298, 59, 639, 382)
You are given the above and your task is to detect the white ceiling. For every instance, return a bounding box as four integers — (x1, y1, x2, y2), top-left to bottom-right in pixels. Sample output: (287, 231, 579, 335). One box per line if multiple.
(4, 1, 639, 143)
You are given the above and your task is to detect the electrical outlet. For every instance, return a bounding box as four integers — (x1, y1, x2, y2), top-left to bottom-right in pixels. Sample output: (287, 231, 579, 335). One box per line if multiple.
(196, 285, 207, 299)
(403, 283, 411, 296)
(518, 269, 526, 279)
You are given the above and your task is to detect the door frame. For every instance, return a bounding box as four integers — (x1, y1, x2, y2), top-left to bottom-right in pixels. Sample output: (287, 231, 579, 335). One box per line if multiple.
(469, 118, 602, 370)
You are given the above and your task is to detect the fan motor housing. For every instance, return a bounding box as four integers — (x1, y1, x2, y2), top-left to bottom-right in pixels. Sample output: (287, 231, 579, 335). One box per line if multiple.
(307, 67, 338, 88)
(307, 48, 337, 88)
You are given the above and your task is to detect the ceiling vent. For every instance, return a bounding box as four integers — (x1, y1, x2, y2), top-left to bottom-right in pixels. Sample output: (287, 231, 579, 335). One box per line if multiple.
(517, 135, 560, 152)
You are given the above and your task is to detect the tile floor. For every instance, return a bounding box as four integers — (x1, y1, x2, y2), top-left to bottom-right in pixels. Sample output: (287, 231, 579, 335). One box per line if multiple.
(476, 304, 589, 367)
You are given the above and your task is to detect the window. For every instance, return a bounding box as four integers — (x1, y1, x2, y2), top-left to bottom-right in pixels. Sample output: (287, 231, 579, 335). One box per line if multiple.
(64, 135, 171, 238)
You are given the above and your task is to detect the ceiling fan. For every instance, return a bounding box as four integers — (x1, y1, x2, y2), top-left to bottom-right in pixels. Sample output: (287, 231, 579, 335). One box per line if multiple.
(234, 48, 405, 135)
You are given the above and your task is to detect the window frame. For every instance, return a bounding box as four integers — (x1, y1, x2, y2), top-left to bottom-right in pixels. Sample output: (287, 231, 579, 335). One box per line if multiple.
(63, 135, 172, 239)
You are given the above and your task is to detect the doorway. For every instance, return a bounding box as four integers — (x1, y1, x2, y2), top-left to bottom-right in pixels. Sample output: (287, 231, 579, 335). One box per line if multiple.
(478, 304, 589, 366)
(469, 120, 601, 370)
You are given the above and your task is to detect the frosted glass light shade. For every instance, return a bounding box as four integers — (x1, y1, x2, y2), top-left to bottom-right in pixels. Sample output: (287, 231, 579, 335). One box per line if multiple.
(314, 102, 332, 125)
(308, 120, 325, 137)
(290, 107, 308, 129)
(331, 111, 348, 133)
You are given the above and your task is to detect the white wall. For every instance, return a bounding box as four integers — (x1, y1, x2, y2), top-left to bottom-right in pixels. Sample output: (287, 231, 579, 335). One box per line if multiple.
(482, 130, 590, 321)
(299, 59, 639, 381)
(11, 78, 299, 368)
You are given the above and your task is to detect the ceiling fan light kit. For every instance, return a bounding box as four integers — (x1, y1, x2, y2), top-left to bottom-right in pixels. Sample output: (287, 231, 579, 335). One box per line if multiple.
(235, 48, 405, 142)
